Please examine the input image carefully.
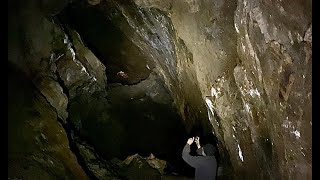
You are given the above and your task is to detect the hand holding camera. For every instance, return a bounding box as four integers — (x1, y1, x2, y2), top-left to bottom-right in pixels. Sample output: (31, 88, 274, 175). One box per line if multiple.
(187, 136, 201, 147)
(195, 136, 201, 148)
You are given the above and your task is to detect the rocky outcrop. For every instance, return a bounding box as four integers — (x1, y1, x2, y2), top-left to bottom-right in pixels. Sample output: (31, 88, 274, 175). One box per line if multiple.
(55, 29, 108, 99)
(120, 153, 166, 176)
(59, 2, 154, 85)
(8, 65, 88, 180)
(8, 0, 108, 178)
(34, 76, 69, 122)
(71, 134, 123, 179)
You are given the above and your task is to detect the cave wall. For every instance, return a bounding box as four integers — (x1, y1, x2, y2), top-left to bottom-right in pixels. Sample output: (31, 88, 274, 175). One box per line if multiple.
(8, 0, 191, 178)
(8, 64, 88, 179)
(8, 0, 107, 178)
(230, 0, 311, 178)
(84, 0, 215, 132)
(88, 0, 311, 178)
(8, 0, 312, 179)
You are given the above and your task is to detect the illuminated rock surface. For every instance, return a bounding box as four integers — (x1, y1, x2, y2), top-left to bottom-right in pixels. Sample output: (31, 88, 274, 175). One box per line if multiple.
(8, 0, 311, 179)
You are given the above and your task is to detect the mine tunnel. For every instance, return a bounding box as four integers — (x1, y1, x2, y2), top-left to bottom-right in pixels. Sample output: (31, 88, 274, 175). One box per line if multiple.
(8, 0, 312, 179)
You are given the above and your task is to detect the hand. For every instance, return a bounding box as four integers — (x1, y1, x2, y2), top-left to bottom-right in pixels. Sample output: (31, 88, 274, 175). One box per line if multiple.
(195, 136, 200, 148)
(187, 137, 194, 145)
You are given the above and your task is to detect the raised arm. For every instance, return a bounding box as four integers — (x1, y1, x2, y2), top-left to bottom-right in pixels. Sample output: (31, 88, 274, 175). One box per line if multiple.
(182, 137, 203, 167)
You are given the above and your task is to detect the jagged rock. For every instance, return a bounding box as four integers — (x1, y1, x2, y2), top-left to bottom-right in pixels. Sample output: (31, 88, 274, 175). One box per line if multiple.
(148, 153, 156, 159)
(8, 65, 88, 179)
(59, 1, 153, 85)
(231, 0, 311, 178)
(68, 29, 108, 92)
(117, 153, 168, 179)
(146, 154, 167, 175)
(73, 135, 123, 180)
(85, 0, 211, 131)
(34, 76, 68, 122)
(55, 47, 95, 97)
(51, 28, 108, 99)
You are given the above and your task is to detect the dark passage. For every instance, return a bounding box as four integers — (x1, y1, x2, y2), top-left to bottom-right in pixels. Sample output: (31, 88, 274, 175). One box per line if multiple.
(54, 2, 216, 178)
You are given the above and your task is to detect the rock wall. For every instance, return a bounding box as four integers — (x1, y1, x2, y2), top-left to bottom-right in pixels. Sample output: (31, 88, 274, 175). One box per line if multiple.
(86, 0, 311, 178)
(8, 0, 311, 179)
(9, 0, 190, 178)
(210, 0, 311, 178)
(83, 0, 215, 132)
(8, 0, 109, 178)
(8, 63, 88, 179)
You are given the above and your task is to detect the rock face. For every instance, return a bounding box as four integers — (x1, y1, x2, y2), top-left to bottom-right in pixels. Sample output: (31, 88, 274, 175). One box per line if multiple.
(210, 0, 311, 178)
(8, 0, 107, 178)
(62, 0, 311, 178)
(8, 0, 311, 179)
(60, 2, 154, 85)
(139, 0, 311, 178)
(78, 0, 215, 132)
(9, 0, 191, 178)
(34, 76, 69, 122)
(8, 64, 88, 180)
(230, 0, 311, 178)
(72, 134, 123, 179)
(59, 2, 192, 174)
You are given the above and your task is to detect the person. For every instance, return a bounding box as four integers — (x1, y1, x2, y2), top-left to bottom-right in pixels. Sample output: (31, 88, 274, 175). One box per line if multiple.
(182, 136, 217, 180)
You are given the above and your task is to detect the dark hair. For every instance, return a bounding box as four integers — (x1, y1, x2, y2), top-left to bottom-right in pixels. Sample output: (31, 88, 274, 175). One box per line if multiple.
(203, 144, 216, 156)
